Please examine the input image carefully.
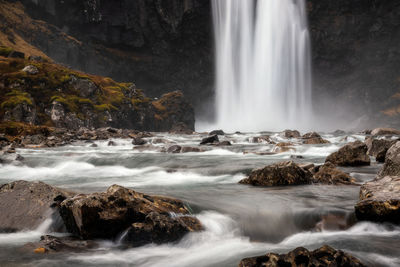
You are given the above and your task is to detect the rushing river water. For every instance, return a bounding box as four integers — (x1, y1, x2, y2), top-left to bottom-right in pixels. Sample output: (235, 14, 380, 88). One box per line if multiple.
(0, 132, 399, 267)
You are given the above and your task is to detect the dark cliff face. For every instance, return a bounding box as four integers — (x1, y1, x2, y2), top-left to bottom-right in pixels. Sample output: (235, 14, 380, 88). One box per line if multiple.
(10, 0, 400, 127)
(308, 0, 400, 125)
(17, 0, 213, 114)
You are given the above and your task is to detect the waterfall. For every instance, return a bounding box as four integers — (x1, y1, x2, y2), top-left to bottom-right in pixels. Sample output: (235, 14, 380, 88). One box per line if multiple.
(211, 0, 312, 132)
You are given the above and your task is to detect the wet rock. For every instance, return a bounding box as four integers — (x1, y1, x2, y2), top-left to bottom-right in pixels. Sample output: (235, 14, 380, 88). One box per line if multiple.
(124, 213, 202, 246)
(89, 143, 98, 147)
(313, 162, 357, 185)
(200, 134, 219, 145)
(273, 142, 296, 153)
(59, 185, 202, 242)
(302, 132, 321, 139)
(303, 137, 330, 145)
(365, 137, 396, 162)
(167, 145, 182, 153)
(355, 176, 400, 224)
(325, 141, 370, 166)
(209, 130, 225, 136)
(371, 127, 400, 136)
(315, 213, 354, 232)
(21, 65, 39, 75)
(0, 181, 73, 232)
(132, 137, 147, 146)
(378, 141, 400, 178)
(239, 161, 312, 186)
(22, 235, 98, 253)
(332, 129, 346, 135)
(107, 140, 117, 146)
(239, 245, 366, 267)
(280, 129, 301, 138)
(249, 135, 274, 144)
(152, 138, 174, 144)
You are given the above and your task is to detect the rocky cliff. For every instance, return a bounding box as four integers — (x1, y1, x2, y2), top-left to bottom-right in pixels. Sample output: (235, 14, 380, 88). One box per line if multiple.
(2, 0, 400, 127)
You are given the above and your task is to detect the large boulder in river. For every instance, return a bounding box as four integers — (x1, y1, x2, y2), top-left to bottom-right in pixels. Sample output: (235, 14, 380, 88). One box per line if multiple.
(209, 130, 225, 136)
(325, 141, 370, 166)
(302, 132, 330, 144)
(365, 137, 397, 162)
(0, 181, 73, 232)
(280, 129, 301, 138)
(200, 134, 219, 145)
(239, 161, 312, 186)
(378, 141, 400, 178)
(59, 185, 202, 244)
(371, 127, 400, 136)
(355, 176, 400, 224)
(313, 162, 357, 185)
(239, 245, 366, 267)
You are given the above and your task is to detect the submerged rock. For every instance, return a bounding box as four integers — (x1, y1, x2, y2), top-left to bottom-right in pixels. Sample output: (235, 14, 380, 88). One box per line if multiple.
(325, 141, 370, 166)
(167, 145, 182, 153)
(313, 162, 357, 185)
(22, 235, 98, 254)
(0, 181, 73, 232)
(378, 141, 400, 178)
(181, 147, 203, 153)
(132, 136, 147, 146)
(59, 185, 202, 244)
(355, 176, 400, 224)
(239, 161, 312, 186)
(200, 134, 219, 145)
(365, 137, 396, 162)
(238, 245, 366, 267)
(249, 135, 274, 144)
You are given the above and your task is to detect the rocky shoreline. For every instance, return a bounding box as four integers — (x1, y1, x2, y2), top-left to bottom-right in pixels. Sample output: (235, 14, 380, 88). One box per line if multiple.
(0, 127, 399, 265)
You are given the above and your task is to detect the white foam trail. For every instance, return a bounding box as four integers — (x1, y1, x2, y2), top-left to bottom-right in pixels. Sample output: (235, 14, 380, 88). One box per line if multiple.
(0, 217, 53, 246)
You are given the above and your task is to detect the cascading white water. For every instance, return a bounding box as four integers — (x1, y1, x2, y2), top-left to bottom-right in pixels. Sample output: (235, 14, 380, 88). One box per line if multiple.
(211, 0, 312, 132)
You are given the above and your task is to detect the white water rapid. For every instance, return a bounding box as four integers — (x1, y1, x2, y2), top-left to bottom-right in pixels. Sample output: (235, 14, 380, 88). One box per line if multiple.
(211, 0, 312, 132)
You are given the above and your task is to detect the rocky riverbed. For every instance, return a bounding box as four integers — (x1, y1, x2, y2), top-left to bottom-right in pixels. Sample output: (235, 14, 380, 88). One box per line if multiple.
(0, 128, 399, 266)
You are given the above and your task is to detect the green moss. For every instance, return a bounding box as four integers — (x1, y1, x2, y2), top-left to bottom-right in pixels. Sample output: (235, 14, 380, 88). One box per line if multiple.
(0, 46, 13, 57)
(94, 104, 117, 112)
(1, 90, 32, 109)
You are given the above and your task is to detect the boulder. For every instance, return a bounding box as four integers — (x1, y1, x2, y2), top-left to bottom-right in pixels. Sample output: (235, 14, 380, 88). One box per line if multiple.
(365, 137, 396, 162)
(303, 137, 330, 145)
(107, 140, 117, 146)
(200, 134, 219, 145)
(59, 185, 202, 243)
(239, 245, 365, 267)
(0, 181, 73, 232)
(152, 138, 174, 144)
(302, 132, 321, 139)
(273, 142, 296, 153)
(313, 163, 357, 185)
(217, 141, 232, 146)
(325, 141, 370, 166)
(355, 176, 400, 224)
(378, 141, 400, 178)
(280, 130, 301, 138)
(167, 145, 182, 153)
(209, 130, 225, 136)
(239, 161, 312, 186)
(371, 128, 400, 136)
(132, 137, 147, 146)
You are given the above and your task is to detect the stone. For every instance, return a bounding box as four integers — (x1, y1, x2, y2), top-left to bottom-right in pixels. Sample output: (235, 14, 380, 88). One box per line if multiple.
(132, 137, 147, 145)
(181, 147, 202, 153)
(371, 128, 400, 136)
(365, 137, 396, 162)
(313, 162, 357, 185)
(239, 161, 312, 186)
(0, 181, 73, 232)
(59, 185, 202, 243)
(303, 137, 330, 145)
(69, 75, 99, 98)
(107, 140, 117, 146)
(302, 132, 321, 139)
(325, 141, 370, 166)
(273, 142, 296, 153)
(378, 141, 400, 177)
(209, 130, 225, 136)
(22, 235, 98, 253)
(280, 130, 301, 138)
(167, 145, 182, 153)
(217, 141, 232, 146)
(355, 176, 400, 224)
(152, 138, 174, 144)
(239, 245, 366, 267)
(21, 65, 39, 75)
(249, 135, 273, 144)
(200, 134, 219, 145)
